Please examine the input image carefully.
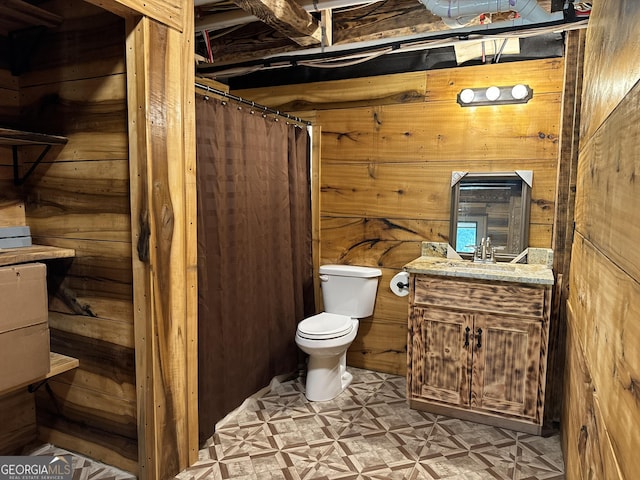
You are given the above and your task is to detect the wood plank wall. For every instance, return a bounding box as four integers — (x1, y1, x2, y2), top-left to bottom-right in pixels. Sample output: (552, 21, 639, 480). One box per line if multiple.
(0, 70, 39, 455)
(0, 1, 137, 473)
(562, 1, 640, 478)
(0, 70, 24, 227)
(235, 57, 564, 376)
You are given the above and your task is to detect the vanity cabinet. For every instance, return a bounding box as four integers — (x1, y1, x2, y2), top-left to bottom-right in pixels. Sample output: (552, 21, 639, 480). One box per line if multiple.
(407, 274, 551, 434)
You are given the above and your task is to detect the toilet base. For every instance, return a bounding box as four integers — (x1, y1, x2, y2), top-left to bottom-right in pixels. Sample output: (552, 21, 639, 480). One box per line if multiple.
(304, 352, 353, 402)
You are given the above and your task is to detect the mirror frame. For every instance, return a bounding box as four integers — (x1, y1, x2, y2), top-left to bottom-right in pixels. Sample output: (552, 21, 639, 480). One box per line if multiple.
(449, 171, 532, 261)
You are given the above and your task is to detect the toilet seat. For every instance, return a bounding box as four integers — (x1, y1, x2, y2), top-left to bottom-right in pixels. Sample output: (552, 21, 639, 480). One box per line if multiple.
(297, 313, 353, 340)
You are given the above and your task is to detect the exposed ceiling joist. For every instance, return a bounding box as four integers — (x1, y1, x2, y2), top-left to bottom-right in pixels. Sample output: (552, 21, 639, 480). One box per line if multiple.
(231, 0, 323, 46)
(195, 0, 382, 32)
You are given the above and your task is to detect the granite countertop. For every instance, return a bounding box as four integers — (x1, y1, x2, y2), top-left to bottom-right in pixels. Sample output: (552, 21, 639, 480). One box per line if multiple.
(402, 242, 555, 286)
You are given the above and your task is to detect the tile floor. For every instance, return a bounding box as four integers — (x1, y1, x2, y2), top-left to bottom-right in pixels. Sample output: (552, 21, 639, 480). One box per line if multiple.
(28, 443, 136, 480)
(177, 368, 565, 480)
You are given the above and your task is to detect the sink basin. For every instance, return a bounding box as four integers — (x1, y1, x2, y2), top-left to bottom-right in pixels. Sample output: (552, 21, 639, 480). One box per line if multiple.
(442, 261, 521, 272)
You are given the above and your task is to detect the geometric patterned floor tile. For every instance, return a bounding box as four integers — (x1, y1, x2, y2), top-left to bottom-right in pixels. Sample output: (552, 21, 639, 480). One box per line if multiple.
(176, 368, 565, 480)
(26, 443, 136, 480)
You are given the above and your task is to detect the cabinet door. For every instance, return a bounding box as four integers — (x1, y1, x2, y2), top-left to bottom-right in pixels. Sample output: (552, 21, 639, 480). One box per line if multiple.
(471, 314, 542, 419)
(410, 307, 471, 406)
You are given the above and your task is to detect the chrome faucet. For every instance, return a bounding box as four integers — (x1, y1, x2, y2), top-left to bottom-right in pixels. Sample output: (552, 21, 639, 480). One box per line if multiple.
(473, 237, 497, 263)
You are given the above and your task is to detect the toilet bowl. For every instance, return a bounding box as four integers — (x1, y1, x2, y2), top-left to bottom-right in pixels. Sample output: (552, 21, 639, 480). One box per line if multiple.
(295, 265, 381, 402)
(295, 314, 359, 401)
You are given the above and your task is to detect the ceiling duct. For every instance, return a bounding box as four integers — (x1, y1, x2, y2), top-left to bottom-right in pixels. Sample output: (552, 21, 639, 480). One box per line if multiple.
(418, 0, 563, 28)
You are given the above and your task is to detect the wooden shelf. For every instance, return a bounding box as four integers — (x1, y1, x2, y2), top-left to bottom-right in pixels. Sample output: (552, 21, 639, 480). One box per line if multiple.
(0, 244, 75, 266)
(0, 127, 67, 146)
(1, 127, 68, 185)
(47, 352, 79, 378)
(0, 352, 79, 397)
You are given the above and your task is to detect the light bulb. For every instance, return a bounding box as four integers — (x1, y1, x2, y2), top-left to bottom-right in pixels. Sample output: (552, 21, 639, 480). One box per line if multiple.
(485, 86, 501, 101)
(511, 84, 529, 100)
(459, 89, 475, 104)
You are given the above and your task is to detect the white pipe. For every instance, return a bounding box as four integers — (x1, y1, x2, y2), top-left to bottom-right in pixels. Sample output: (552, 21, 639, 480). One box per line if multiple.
(419, 0, 562, 27)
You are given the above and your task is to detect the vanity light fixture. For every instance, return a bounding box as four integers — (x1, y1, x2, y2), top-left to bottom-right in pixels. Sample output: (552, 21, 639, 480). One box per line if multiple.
(456, 84, 533, 107)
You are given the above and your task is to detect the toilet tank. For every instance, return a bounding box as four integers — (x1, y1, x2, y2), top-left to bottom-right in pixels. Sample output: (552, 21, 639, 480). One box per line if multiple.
(319, 265, 382, 318)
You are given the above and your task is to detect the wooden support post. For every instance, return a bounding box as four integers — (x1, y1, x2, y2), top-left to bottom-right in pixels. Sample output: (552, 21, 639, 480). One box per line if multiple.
(124, 7, 197, 480)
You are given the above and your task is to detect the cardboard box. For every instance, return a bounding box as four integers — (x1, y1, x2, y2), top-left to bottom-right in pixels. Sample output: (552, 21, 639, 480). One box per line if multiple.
(0, 262, 48, 333)
(0, 323, 50, 391)
(0, 262, 50, 392)
(0, 226, 32, 248)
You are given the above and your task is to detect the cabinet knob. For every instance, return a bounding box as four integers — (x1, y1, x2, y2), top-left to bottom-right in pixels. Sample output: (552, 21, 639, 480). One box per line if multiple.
(476, 328, 483, 349)
(464, 326, 471, 347)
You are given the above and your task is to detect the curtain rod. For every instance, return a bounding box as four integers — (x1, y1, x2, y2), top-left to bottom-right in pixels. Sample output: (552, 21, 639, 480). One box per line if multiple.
(195, 82, 312, 126)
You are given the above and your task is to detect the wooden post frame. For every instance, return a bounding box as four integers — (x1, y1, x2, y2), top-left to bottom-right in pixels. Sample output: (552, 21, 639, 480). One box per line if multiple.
(123, 4, 198, 480)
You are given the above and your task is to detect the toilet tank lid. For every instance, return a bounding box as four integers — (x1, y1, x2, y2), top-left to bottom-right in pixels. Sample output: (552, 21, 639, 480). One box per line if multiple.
(319, 264, 382, 278)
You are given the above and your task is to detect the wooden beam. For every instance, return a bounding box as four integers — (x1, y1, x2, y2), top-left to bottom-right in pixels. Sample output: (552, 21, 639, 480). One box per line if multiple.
(125, 6, 198, 480)
(232, 0, 322, 46)
(333, 0, 442, 44)
(206, 0, 443, 66)
(85, 0, 183, 32)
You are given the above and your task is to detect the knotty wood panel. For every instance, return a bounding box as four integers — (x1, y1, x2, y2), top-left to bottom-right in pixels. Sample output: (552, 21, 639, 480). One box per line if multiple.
(48, 328, 134, 392)
(321, 159, 557, 225)
(317, 98, 561, 163)
(0, 195, 26, 227)
(425, 58, 565, 100)
(0, 76, 21, 223)
(0, 390, 36, 455)
(49, 311, 134, 348)
(568, 234, 640, 480)
(316, 218, 550, 271)
(562, 304, 603, 480)
(319, 217, 444, 268)
(562, 3, 640, 475)
(0, 69, 19, 124)
(563, 303, 623, 480)
(580, 0, 640, 142)
(347, 317, 407, 374)
(24, 160, 131, 242)
(0, 69, 17, 91)
(19, 74, 128, 142)
(574, 79, 640, 283)
(39, 237, 133, 306)
(235, 71, 428, 111)
(36, 376, 137, 467)
(21, 5, 125, 76)
(37, 425, 137, 474)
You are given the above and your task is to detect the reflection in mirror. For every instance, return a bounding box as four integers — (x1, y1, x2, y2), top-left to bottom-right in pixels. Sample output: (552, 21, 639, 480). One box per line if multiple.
(450, 171, 532, 261)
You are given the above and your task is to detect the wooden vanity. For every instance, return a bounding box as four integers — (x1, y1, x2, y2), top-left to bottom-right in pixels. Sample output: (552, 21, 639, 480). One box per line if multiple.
(404, 244, 554, 435)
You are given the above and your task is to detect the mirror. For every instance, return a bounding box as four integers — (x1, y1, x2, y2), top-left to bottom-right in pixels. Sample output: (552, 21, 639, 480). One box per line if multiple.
(450, 171, 532, 261)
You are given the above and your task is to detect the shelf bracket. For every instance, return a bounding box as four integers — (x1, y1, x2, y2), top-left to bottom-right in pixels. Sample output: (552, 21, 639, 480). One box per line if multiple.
(13, 144, 52, 186)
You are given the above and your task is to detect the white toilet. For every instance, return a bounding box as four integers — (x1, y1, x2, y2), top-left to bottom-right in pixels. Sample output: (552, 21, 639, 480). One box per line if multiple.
(295, 264, 382, 401)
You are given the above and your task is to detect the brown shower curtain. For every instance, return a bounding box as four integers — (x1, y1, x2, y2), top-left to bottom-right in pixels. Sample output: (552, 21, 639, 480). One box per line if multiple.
(195, 94, 315, 443)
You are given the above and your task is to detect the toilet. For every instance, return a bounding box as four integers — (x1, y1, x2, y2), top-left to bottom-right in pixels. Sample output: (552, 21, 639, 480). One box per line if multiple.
(295, 264, 382, 401)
